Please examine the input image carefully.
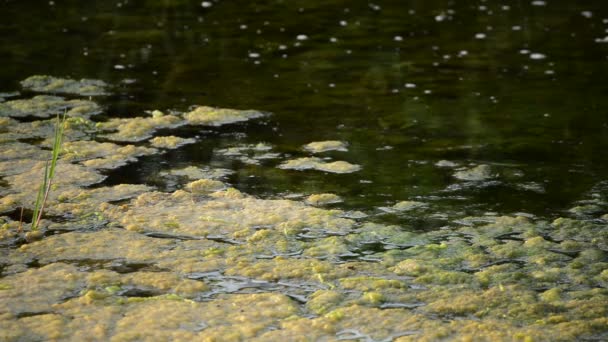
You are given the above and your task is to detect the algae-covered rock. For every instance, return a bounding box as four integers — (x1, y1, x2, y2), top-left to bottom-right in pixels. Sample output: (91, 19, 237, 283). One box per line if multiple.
(184, 106, 265, 126)
(279, 157, 361, 174)
(20, 75, 109, 96)
(303, 140, 348, 153)
(0, 95, 101, 119)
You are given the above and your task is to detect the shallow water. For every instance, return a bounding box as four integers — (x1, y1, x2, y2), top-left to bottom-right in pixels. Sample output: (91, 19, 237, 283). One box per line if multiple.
(1, 1, 608, 341)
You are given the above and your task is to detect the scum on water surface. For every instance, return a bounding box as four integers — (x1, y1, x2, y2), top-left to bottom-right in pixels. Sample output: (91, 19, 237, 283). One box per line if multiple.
(0, 76, 607, 341)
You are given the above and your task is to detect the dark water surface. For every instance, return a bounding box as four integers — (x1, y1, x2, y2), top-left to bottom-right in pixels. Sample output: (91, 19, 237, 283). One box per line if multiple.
(2, 0, 608, 223)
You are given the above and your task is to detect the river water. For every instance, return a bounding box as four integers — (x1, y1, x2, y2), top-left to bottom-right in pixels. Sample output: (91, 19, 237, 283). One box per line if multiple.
(1, 1, 607, 340)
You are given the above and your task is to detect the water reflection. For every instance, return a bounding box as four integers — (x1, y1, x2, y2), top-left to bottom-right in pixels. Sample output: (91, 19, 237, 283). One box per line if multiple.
(2, 0, 608, 223)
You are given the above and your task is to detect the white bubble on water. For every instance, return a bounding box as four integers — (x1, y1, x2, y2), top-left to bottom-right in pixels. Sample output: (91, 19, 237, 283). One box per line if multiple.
(201, 1, 212, 8)
(394, 36, 403, 41)
(330, 37, 338, 43)
(278, 45, 287, 50)
(248, 52, 260, 58)
(114, 64, 125, 70)
(531, 1, 546, 6)
(435, 14, 446, 22)
(581, 11, 593, 18)
(458, 50, 468, 57)
(475, 33, 487, 39)
(240, 24, 247, 30)
(595, 37, 608, 43)
(339, 20, 348, 26)
(404, 83, 416, 88)
(369, 3, 381, 11)
(296, 34, 308, 41)
(530, 53, 546, 60)
(512, 25, 522, 31)
(520, 49, 530, 54)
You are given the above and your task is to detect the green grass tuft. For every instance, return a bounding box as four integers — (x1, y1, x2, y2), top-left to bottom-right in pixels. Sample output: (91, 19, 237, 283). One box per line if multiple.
(31, 114, 66, 231)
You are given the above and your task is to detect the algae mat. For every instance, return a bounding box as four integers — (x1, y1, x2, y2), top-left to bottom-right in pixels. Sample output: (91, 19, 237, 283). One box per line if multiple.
(1, 76, 607, 341)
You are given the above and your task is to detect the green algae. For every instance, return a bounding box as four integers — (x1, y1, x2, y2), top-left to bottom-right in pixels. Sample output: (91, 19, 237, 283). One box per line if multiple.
(305, 193, 342, 206)
(216, 143, 281, 165)
(453, 164, 496, 181)
(98, 110, 185, 142)
(184, 106, 266, 126)
(0, 95, 101, 119)
(20, 75, 109, 96)
(278, 157, 361, 174)
(160, 165, 233, 181)
(0, 86, 606, 341)
(303, 140, 348, 153)
(149, 135, 196, 149)
(62, 140, 157, 170)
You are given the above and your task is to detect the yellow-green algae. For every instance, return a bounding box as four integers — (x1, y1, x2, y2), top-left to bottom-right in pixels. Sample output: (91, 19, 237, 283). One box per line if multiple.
(305, 193, 343, 206)
(20, 75, 109, 96)
(303, 140, 348, 153)
(453, 164, 496, 181)
(184, 106, 265, 126)
(279, 157, 361, 174)
(159, 165, 233, 180)
(149, 135, 196, 149)
(0, 92, 607, 341)
(216, 142, 281, 165)
(0, 95, 101, 118)
(98, 110, 185, 142)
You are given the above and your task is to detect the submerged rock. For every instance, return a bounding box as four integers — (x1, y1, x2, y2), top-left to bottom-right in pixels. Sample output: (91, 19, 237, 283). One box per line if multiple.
(20, 75, 109, 96)
(279, 157, 361, 174)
